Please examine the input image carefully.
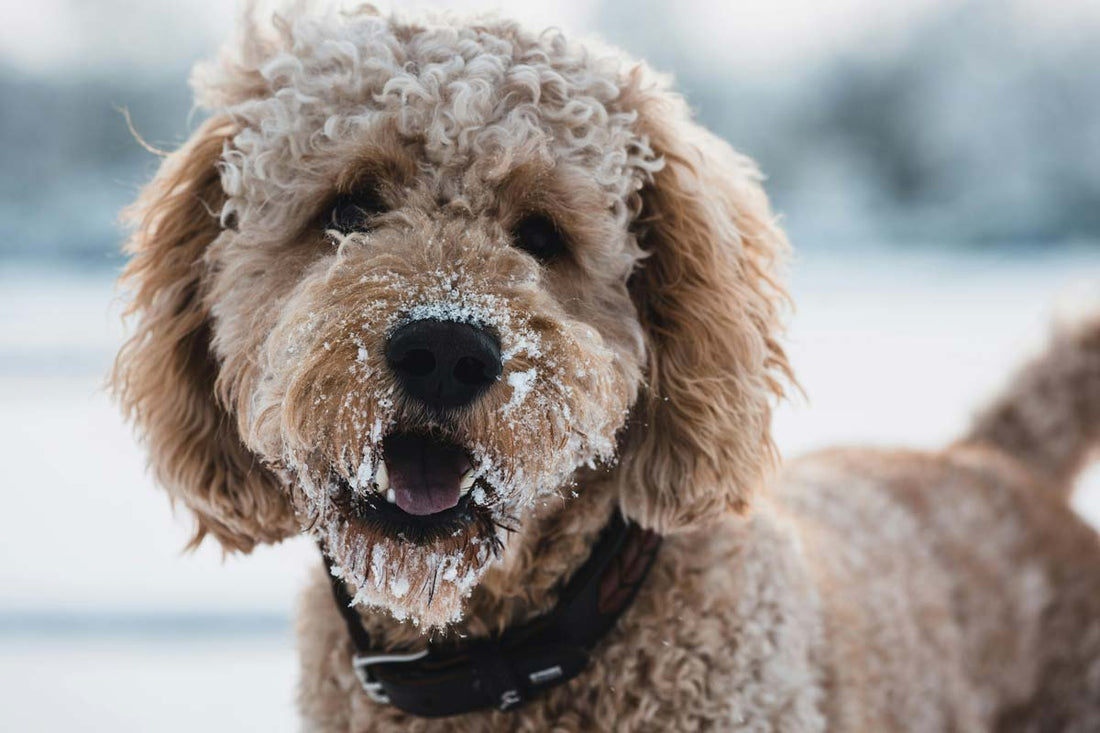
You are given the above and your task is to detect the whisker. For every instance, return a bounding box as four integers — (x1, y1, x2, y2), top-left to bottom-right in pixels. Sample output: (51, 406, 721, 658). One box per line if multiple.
(492, 519, 520, 534)
(427, 564, 440, 606)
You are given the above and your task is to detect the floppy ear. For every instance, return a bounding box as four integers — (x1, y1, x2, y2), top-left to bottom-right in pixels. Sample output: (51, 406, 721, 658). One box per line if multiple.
(112, 116, 297, 552)
(617, 71, 792, 533)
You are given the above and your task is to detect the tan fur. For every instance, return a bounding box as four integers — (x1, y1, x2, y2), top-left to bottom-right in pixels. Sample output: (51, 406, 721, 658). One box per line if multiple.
(113, 6, 1100, 730)
(616, 70, 792, 531)
(968, 316, 1100, 494)
(113, 115, 298, 552)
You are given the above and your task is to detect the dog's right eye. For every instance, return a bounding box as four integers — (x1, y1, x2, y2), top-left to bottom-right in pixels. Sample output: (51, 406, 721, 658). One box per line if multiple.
(511, 215, 567, 263)
(328, 189, 386, 234)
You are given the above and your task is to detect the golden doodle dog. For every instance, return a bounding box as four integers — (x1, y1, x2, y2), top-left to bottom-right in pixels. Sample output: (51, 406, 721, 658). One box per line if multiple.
(113, 5, 1100, 731)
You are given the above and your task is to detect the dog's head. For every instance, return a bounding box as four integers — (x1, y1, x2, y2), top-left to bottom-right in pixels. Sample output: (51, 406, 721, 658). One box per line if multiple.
(114, 7, 789, 627)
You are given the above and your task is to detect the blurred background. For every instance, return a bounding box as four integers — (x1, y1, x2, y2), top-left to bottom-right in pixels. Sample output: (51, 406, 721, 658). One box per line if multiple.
(2, 0, 1098, 729)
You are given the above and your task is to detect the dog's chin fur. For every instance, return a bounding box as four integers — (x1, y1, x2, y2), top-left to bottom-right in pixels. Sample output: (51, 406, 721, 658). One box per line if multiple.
(314, 508, 503, 628)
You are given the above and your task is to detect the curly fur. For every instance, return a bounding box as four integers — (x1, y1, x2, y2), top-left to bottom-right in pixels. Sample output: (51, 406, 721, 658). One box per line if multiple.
(113, 4, 1100, 730)
(968, 316, 1100, 494)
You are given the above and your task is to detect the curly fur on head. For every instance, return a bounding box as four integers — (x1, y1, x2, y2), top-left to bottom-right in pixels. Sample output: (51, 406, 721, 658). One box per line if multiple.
(112, 3, 789, 628)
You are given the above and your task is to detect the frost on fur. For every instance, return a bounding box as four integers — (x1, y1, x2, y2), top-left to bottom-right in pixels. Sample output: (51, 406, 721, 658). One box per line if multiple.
(244, 224, 637, 625)
(118, 3, 788, 631)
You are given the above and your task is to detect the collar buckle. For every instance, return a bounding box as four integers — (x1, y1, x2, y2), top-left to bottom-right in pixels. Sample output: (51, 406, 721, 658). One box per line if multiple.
(351, 649, 429, 704)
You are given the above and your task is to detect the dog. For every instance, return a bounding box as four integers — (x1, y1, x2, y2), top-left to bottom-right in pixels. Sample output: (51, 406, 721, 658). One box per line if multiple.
(113, 6, 1100, 731)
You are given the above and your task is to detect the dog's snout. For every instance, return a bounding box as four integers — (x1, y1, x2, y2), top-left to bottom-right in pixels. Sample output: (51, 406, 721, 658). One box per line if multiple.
(385, 319, 502, 410)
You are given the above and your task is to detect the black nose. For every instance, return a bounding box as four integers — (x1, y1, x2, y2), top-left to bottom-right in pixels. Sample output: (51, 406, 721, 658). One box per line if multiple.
(385, 319, 502, 410)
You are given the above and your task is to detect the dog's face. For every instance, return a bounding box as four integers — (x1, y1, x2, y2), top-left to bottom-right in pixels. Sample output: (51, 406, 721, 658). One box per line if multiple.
(115, 8, 790, 627)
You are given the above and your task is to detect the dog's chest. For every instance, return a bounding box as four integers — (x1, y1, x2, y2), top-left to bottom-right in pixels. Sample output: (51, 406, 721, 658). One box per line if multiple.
(298, 522, 828, 732)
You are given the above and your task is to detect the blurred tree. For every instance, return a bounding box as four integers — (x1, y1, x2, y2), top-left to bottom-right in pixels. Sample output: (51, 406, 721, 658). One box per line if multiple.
(595, 0, 1100, 249)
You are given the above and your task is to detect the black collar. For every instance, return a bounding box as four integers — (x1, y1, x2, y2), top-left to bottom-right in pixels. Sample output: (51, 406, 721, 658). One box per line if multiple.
(320, 510, 661, 718)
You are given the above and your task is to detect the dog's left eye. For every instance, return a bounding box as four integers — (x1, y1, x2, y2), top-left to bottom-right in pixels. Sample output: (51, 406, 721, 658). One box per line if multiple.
(511, 215, 567, 263)
(328, 189, 386, 234)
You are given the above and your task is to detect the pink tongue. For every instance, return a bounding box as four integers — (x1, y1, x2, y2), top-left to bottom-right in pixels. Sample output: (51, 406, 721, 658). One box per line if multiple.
(383, 434, 470, 516)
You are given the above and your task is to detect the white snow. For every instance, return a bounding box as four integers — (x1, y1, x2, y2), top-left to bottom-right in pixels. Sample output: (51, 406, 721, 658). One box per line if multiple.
(0, 637, 297, 732)
(389, 575, 410, 598)
(503, 367, 538, 414)
(354, 452, 374, 490)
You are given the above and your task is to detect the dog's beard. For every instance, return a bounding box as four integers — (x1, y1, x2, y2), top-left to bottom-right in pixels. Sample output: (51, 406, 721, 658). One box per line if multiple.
(286, 386, 625, 627)
(309, 476, 504, 626)
(248, 253, 637, 627)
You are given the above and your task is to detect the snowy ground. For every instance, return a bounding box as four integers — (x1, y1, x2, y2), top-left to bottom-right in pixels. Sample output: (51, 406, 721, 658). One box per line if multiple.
(1, 246, 1098, 731)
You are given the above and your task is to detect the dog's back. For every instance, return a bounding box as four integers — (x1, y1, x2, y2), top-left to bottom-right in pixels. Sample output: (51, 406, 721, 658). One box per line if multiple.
(775, 317, 1100, 731)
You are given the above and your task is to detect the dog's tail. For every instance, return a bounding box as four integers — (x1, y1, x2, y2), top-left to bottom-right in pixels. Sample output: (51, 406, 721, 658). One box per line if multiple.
(965, 315, 1100, 498)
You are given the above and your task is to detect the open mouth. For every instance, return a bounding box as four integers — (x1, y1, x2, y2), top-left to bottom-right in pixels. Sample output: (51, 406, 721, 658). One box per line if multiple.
(333, 431, 489, 544)
(378, 432, 475, 515)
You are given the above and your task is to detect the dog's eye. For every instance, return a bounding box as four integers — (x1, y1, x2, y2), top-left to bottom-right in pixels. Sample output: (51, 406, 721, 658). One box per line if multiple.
(328, 188, 386, 234)
(511, 215, 567, 263)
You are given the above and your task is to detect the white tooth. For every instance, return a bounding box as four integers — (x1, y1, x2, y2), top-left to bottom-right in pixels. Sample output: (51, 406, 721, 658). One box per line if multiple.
(385, 488, 396, 504)
(459, 469, 476, 494)
(375, 462, 389, 493)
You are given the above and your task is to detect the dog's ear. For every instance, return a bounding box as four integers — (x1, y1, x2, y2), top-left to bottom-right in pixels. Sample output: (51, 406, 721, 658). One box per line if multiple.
(113, 116, 296, 553)
(616, 70, 792, 533)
